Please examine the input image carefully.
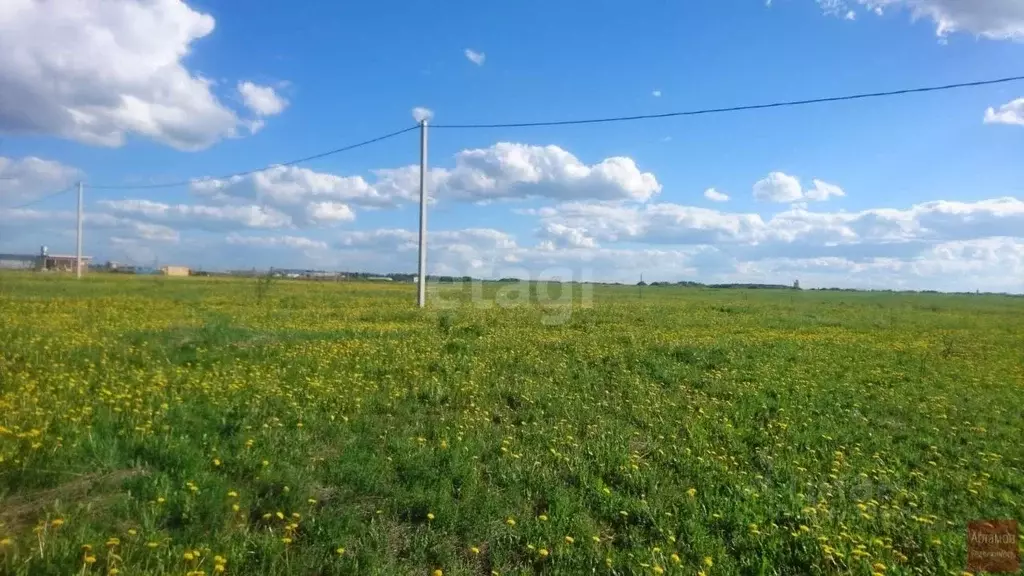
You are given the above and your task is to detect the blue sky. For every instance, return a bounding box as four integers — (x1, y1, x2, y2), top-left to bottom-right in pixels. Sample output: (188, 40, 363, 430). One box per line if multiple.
(1, 0, 1023, 291)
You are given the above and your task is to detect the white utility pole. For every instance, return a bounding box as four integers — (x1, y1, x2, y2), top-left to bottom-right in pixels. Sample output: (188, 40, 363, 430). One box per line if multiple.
(417, 119, 428, 308)
(76, 181, 83, 279)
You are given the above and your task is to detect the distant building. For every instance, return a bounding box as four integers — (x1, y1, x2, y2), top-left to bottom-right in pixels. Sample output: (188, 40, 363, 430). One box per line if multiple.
(161, 265, 190, 277)
(41, 254, 92, 272)
(0, 246, 96, 273)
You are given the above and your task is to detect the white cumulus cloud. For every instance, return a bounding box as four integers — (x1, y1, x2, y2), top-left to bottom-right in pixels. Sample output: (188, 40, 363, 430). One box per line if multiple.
(336, 228, 418, 250)
(538, 222, 599, 249)
(11, 195, 1019, 292)
(238, 82, 289, 117)
(754, 172, 845, 203)
(0, 0, 281, 150)
(818, 0, 1024, 40)
(226, 233, 327, 251)
(804, 179, 846, 201)
(528, 196, 1024, 265)
(192, 165, 411, 208)
(432, 143, 661, 203)
(984, 98, 1024, 126)
(412, 107, 434, 123)
(704, 188, 730, 202)
(98, 199, 293, 231)
(464, 49, 486, 65)
(754, 172, 804, 202)
(305, 201, 355, 223)
(0, 156, 80, 204)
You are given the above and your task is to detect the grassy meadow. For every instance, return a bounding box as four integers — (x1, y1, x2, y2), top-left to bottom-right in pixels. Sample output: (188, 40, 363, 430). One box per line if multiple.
(0, 272, 1022, 575)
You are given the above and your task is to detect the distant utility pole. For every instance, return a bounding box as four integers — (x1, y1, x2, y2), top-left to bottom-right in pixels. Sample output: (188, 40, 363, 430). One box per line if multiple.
(76, 181, 83, 279)
(417, 119, 428, 308)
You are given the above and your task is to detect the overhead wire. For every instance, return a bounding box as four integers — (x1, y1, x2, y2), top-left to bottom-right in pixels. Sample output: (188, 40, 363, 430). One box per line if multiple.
(85, 124, 420, 190)
(6, 74, 1023, 194)
(430, 74, 1024, 129)
(1, 185, 77, 211)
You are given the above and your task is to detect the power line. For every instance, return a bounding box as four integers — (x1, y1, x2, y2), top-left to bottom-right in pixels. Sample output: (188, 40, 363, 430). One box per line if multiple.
(86, 124, 420, 190)
(1, 185, 76, 211)
(431, 74, 1024, 129)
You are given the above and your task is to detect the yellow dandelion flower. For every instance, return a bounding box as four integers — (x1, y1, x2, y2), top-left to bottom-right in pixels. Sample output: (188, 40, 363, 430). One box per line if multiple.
(686, 487, 697, 498)
(538, 514, 548, 521)
(84, 555, 97, 564)
(281, 537, 292, 544)
(184, 551, 196, 561)
(275, 511, 285, 520)
(653, 566, 664, 575)
(0, 538, 12, 547)
(227, 491, 238, 498)
(432, 570, 443, 576)
(50, 518, 65, 528)
(214, 566, 225, 574)
(505, 517, 516, 527)
(564, 536, 574, 544)
(427, 513, 435, 521)
(704, 556, 714, 567)
(470, 546, 480, 554)
(336, 547, 345, 555)
(538, 548, 549, 557)
(670, 553, 681, 565)
(213, 458, 221, 466)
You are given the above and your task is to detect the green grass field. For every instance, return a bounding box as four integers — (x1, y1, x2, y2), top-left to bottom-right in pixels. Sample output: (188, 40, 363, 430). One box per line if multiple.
(1, 272, 1022, 575)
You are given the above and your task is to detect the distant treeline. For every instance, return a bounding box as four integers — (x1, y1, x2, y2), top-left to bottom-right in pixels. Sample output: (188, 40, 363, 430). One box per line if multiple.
(141, 268, 1020, 296)
(643, 281, 794, 290)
